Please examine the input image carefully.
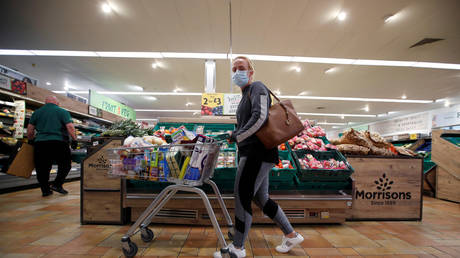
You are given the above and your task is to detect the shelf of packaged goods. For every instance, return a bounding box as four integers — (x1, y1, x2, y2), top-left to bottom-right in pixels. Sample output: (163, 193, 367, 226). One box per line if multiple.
(0, 112, 14, 118)
(75, 124, 103, 133)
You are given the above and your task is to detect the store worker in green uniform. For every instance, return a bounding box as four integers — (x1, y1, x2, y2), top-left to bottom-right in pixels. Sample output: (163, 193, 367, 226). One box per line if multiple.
(27, 96, 77, 196)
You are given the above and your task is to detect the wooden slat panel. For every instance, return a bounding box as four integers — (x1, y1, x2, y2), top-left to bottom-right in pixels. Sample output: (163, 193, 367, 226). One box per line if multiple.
(436, 166, 460, 202)
(348, 157, 422, 220)
(432, 129, 460, 178)
(83, 191, 121, 222)
(83, 140, 122, 189)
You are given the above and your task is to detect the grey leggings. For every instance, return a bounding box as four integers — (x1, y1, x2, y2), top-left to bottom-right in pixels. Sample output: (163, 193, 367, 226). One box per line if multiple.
(233, 156, 294, 248)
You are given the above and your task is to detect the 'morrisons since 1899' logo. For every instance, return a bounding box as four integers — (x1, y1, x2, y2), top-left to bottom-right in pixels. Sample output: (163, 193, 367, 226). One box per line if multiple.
(355, 173, 411, 206)
(88, 155, 111, 170)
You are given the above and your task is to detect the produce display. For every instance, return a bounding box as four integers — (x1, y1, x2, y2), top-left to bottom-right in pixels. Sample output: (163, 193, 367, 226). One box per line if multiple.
(297, 154, 347, 170)
(331, 129, 418, 156)
(287, 120, 337, 151)
(274, 159, 294, 169)
(101, 119, 149, 137)
(216, 152, 236, 168)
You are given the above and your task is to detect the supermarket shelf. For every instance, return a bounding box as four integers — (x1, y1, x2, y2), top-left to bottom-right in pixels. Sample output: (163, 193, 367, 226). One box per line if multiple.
(75, 124, 103, 133)
(0, 165, 81, 194)
(0, 112, 14, 118)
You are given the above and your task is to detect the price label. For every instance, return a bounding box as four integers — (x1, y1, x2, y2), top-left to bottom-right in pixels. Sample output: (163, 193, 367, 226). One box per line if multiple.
(410, 133, 418, 140)
(201, 93, 224, 116)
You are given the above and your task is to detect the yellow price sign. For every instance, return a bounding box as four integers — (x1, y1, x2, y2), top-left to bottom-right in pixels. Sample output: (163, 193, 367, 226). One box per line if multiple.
(410, 133, 418, 140)
(201, 93, 224, 116)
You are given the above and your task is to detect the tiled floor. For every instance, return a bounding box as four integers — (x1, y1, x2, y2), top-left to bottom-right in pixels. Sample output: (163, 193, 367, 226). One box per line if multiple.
(0, 181, 459, 258)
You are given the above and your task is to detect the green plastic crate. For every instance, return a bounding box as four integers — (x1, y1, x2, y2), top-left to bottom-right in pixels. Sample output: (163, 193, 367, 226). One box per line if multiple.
(293, 149, 354, 182)
(202, 123, 235, 134)
(269, 149, 297, 190)
(154, 122, 196, 131)
(294, 178, 351, 190)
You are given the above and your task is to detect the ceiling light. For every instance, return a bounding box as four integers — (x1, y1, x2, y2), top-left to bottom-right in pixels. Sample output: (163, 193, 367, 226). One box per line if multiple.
(101, 3, 112, 13)
(128, 85, 143, 91)
(377, 113, 388, 117)
(52, 91, 88, 94)
(173, 88, 182, 93)
(282, 95, 433, 104)
(2, 49, 460, 70)
(185, 102, 194, 107)
(435, 98, 447, 103)
(30, 50, 98, 57)
(273, 90, 281, 95)
(144, 96, 157, 101)
(384, 14, 396, 23)
(324, 67, 337, 74)
(297, 112, 376, 118)
(0, 49, 33, 55)
(295, 67, 301, 72)
(46, 82, 52, 86)
(96, 51, 163, 58)
(317, 122, 347, 126)
(298, 91, 309, 96)
(151, 62, 159, 69)
(341, 115, 345, 119)
(401, 94, 407, 99)
(332, 126, 342, 129)
(444, 100, 450, 107)
(135, 109, 199, 113)
(387, 111, 397, 115)
(363, 105, 370, 112)
(337, 11, 347, 21)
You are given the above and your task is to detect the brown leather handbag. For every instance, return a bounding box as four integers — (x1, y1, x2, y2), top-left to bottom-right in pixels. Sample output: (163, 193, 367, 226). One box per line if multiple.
(256, 89, 304, 149)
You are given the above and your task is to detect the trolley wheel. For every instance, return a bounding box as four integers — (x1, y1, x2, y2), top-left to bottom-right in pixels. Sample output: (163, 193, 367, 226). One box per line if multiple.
(141, 227, 154, 242)
(122, 241, 138, 258)
(227, 231, 233, 241)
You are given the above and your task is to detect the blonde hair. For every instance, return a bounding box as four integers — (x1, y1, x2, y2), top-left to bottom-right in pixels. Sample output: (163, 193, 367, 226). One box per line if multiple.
(233, 56, 255, 72)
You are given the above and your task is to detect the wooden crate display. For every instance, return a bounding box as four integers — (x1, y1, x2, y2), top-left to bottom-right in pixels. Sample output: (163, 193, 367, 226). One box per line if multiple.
(431, 129, 460, 203)
(81, 139, 124, 224)
(347, 157, 423, 220)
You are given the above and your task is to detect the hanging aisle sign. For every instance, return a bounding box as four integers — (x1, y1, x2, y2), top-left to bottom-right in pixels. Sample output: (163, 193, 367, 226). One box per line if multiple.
(89, 90, 136, 120)
(201, 93, 224, 116)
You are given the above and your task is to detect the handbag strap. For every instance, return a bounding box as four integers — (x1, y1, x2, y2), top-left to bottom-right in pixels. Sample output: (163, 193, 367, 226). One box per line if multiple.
(248, 86, 291, 125)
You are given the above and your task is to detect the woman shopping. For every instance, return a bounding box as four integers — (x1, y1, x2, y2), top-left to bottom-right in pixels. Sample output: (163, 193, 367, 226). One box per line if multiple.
(214, 56, 304, 258)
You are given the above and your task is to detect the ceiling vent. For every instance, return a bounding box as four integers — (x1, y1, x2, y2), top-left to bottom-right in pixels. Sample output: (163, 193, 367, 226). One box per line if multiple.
(409, 38, 444, 48)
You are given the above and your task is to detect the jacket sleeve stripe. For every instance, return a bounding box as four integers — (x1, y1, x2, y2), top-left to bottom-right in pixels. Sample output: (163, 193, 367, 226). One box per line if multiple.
(236, 94, 268, 143)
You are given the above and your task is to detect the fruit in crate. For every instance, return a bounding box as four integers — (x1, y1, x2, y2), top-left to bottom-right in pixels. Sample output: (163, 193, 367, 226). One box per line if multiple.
(298, 154, 347, 170)
(287, 119, 335, 151)
(275, 159, 293, 169)
(278, 143, 287, 151)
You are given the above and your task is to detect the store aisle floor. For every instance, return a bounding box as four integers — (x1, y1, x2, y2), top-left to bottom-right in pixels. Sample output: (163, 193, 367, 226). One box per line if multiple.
(0, 181, 459, 258)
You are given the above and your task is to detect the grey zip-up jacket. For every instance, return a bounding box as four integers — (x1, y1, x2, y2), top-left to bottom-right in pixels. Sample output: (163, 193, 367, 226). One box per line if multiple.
(232, 81, 271, 147)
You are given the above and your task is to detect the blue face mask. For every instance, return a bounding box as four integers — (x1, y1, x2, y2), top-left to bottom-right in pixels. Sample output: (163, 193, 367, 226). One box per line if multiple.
(232, 70, 250, 87)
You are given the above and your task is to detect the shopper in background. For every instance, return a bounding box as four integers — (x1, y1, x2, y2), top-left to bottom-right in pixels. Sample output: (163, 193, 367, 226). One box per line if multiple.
(27, 96, 77, 196)
(214, 57, 304, 258)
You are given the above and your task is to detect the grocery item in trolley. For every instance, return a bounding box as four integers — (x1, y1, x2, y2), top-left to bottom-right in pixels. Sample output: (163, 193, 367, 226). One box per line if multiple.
(107, 135, 220, 184)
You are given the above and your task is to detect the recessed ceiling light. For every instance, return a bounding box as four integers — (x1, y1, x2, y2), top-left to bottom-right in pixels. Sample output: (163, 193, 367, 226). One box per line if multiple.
(46, 82, 52, 86)
(185, 102, 194, 107)
(151, 62, 159, 69)
(337, 11, 347, 21)
(173, 88, 182, 93)
(401, 94, 407, 99)
(324, 67, 337, 74)
(341, 115, 345, 119)
(273, 89, 281, 95)
(298, 91, 309, 96)
(384, 14, 396, 23)
(377, 113, 388, 117)
(101, 3, 112, 13)
(295, 67, 301, 72)
(144, 96, 157, 101)
(128, 85, 144, 91)
(435, 98, 446, 103)
(363, 105, 370, 112)
(444, 100, 450, 107)
(387, 111, 397, 115)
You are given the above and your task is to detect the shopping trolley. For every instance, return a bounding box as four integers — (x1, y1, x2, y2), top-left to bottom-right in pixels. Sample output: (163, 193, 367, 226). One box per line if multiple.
(107, 134, 235, 258)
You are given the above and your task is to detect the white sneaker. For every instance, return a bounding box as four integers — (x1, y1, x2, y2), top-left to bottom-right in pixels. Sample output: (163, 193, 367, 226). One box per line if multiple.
(213, 243, 246, 258)
(275, 233, 304, 253)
